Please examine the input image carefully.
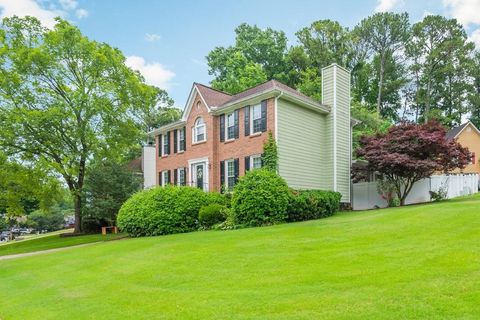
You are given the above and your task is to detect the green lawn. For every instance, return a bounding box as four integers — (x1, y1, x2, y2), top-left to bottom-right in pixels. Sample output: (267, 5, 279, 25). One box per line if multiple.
(1, 195, 479, 319)
(0, 232, 125, 257)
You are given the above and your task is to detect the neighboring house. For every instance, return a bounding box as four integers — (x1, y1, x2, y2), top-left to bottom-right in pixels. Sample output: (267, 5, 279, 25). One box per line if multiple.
(146, 64, 352, 203)
(446, 121, 480, 175)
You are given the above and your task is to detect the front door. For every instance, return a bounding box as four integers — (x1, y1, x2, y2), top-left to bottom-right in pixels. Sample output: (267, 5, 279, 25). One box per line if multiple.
(191, 162, 207, 191)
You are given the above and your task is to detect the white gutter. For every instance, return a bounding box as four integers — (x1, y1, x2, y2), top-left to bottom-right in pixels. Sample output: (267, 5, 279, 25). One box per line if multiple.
(274, 91, 283, 141)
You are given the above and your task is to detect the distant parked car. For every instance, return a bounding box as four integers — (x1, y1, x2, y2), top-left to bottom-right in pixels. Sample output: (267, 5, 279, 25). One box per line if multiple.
(0, 231, 10, 242)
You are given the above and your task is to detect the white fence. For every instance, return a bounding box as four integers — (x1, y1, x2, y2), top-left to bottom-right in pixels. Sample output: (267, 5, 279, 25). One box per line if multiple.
(352, 173, 479, 211)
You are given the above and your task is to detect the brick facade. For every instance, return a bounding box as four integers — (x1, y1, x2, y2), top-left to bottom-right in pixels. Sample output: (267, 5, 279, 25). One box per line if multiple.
(155, 92, 275, 192)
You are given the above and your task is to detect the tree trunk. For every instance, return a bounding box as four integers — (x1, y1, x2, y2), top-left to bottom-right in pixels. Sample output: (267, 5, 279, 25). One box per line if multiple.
(73, 192, 82, 233)
(376, 53, 385, 115)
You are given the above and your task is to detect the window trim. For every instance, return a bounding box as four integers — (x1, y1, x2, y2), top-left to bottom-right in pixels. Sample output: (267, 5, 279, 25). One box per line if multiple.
(162, 134, 169, 156)
(250, 103, 263, 134)
(177, 128, 185, 152)
(225, 159, 235, 190)
(225, 112, 235, 141)
(177, 167, 186, 186)
(161, 170, 169, 186)
(250, 154, 262, 169)
(193, 117, 206, 143)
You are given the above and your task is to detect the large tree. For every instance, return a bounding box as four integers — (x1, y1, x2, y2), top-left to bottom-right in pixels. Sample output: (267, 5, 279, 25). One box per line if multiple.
(355, 121, 470, 205)
(207, 23, 287, 93)
(354, 12, 410, 115)
(407, 15, 474, 124)
(0, 17, 162, 233)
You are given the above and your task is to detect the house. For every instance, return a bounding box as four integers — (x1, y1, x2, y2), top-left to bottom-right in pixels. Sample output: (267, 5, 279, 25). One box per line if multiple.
(446, 121, 480, 175)
(145, 64, 352, 203)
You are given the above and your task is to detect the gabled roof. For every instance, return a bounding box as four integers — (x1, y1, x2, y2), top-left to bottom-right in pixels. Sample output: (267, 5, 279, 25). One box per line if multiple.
(446, 121, 480, 140)
(194, 83, 231, 107)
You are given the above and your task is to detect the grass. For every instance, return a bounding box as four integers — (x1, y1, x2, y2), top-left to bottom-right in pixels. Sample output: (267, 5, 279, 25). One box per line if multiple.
(0, 231, 125, 257)
(1, 194, 479, 319)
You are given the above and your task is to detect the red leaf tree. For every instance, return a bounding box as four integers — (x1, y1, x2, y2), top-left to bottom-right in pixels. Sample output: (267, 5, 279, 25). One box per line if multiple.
(355, 120, 471, 206)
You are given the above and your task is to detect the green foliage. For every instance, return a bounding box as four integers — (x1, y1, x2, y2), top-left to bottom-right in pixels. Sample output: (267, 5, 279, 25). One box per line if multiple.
(287, 189, 342, 222)
(27, 207, 65, 232)
(210, 51, 267, 94)
(262, 131, 278, 172)
(198, 204, 227, 228)
(351, 102, 391, 157)
(117, 186, 224, 237)
(0, 216, 7, 231)
(0, 17, 170, 233)
(231, 170, 289, 227)
(82, 161, 143, 233)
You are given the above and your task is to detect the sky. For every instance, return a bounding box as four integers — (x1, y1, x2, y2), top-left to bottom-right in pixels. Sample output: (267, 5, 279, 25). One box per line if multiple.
(1, 0, 480, 108)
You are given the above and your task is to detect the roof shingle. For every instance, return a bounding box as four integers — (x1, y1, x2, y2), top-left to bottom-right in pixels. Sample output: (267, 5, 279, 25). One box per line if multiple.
(446, 122, 469, 140)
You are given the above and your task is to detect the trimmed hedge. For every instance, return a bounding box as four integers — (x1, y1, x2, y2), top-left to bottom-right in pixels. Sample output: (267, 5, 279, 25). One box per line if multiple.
(287, 189, 342, 222)
(117, 185, 223, 237)
(199, 204, 227, 228)
(232, 169, 290, 226)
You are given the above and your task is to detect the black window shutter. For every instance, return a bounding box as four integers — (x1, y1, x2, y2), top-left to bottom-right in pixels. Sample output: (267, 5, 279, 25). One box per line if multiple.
(166, 131, 171, 155)
(261, 100, 267, 132)
(244, 156, 250, 172)
(173, 129, 178, 153)
(182, 127, 187, 151)
(174, 169, 178, 185)
(244, 106, 250, 136)
(220, 114, 225, 142)
(261, 153, 265, 166)
(158, 134, 162, 157)
(168, 170, 171, 184)
(234, 158, 239, 183)
(234, 109, 239, 139)
(158, 172, 162, 186)
(220, 161, 225, 190)
(184, 167, 188, 186)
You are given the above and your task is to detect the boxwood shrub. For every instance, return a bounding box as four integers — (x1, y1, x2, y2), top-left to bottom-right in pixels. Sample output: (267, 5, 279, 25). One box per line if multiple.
(198, 204, 227, 228)
(232, 169, 290, 226)
(117, 185, 223, 237)
(287, 189, 342, 222)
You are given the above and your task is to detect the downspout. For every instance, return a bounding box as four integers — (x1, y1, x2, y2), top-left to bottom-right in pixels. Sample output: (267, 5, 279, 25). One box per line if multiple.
(274, 91, 283, 141)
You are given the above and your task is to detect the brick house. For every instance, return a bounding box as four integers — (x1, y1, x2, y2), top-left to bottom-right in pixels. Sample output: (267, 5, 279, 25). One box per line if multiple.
(145, 64, 352, 202)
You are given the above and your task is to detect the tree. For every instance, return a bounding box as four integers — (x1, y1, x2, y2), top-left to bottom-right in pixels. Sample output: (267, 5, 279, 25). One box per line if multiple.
(210, 51, 267, 94)
(407, 15, 474, 124)
(207, 24, 287, 93)
(82, 161, 142, 232)
(468, 51, 480, 128)
(354, 12, 410, 115)
(355, 121, 470, 205)
(0, 17, 160, 233)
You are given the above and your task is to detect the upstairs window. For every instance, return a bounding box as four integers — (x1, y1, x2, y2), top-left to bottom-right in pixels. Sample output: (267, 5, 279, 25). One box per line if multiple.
(162, 133, 169, 155)
(226, 112, 235, 140)
(193, 117, 206, 143)
(178, 128, 185, 152)
(252, 104, 263, 133)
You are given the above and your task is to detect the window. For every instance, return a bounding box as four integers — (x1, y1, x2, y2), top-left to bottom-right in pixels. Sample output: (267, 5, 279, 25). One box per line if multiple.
(193, 117, 206, 143)
(178, 128, 185, 152)
(162, 134, 169, 155)
(472, 152, 476, 165)
(226, 112, 235, 140)
(251, 155, 262, 169)
(226, 159, 235, 191)
(161, 170, 169, 186)
(251, 104, 262, 133)
(177, 168, 186, 186)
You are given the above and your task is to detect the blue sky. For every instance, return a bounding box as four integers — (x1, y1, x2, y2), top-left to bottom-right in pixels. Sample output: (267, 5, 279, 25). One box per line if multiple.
(1, 0, 480, 108)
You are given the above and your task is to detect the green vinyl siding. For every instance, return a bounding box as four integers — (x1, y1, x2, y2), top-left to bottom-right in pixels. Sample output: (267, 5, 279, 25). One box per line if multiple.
(277, 99, 329, 190)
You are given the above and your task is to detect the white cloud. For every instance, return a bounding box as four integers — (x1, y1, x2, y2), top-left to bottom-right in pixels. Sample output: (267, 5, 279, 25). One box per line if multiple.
(0, 0, 61, 28)
(374, 0, 403, 12)
(59, 0, 77, 11)
(145, 33, 161, 42)
(125, 55, 175, 90)
(443, 0, 480, 27)
(469, 29, 480, 48)
(0, 0, 89, 28)
(75, 8, 88, 18)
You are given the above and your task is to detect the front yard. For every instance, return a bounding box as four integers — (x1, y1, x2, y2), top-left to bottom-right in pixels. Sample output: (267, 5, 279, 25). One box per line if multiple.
(0, 194, 479, 319)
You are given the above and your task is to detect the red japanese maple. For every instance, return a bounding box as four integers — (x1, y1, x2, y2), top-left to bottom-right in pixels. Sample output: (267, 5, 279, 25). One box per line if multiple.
(355, 120, 471, 205)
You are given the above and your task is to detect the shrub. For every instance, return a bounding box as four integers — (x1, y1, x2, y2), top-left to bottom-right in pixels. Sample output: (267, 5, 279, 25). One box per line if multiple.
(198, 204, 227, 228)
(287, 189, 341, 222)
(232, 169, 290, 226)
(117, 186, 223, 237)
